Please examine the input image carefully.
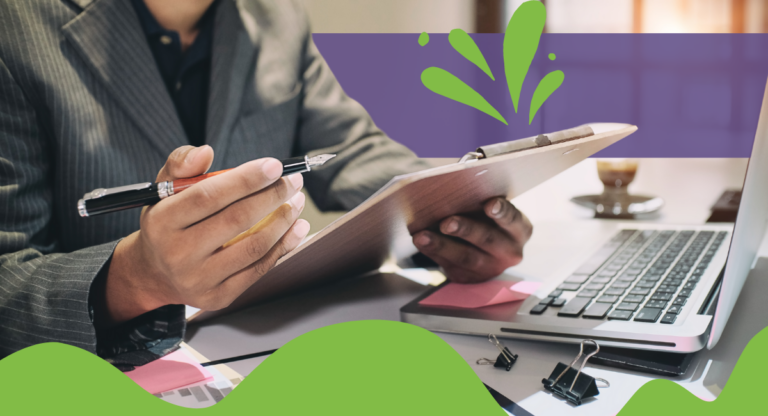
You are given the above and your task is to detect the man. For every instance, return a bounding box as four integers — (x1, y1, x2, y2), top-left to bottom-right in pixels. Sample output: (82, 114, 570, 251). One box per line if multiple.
(0, 0, 532, 369)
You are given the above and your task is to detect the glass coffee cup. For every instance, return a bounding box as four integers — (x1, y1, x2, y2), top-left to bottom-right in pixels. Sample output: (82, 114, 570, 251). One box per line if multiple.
(571, 159, 663, 218)
(597, 158, 639, 201)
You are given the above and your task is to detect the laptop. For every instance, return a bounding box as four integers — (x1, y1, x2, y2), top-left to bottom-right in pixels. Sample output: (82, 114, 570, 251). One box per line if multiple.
(400, 79, 768, 353)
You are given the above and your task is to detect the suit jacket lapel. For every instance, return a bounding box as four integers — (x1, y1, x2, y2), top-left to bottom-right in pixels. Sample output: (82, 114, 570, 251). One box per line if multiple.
(205, 0, 258, 164)
(62, 0, 187, 158)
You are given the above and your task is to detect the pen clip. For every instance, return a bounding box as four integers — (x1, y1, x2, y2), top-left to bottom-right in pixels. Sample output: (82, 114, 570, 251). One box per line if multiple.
(82, 182, 152, 201)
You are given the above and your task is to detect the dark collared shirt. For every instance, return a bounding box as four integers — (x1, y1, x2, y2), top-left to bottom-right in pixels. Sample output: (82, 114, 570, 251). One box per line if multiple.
(130, 0, 218, 146)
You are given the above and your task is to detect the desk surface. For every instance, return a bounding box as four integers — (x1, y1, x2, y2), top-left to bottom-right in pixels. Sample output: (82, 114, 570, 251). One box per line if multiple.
(186, 158, 763, 415)
(512, 158, 748, 224)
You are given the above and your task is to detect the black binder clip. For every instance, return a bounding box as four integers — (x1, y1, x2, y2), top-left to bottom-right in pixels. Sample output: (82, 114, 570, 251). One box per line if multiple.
(476, 334, 518, 371)
(541, 339, 610, 406)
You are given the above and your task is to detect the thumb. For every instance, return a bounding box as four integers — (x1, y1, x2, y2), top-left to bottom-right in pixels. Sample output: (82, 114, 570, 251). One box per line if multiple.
(156, 145, 214, 182)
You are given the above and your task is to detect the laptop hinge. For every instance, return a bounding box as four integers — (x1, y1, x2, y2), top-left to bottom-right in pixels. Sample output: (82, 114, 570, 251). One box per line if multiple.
(698, 267, 724, 316)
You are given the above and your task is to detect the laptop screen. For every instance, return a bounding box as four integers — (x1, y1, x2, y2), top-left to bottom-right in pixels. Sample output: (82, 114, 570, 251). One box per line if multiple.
(708, 78, 768, 349)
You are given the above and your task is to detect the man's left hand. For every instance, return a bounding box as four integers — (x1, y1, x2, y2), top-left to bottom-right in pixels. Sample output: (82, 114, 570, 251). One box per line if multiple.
(412, 197, 533, 283)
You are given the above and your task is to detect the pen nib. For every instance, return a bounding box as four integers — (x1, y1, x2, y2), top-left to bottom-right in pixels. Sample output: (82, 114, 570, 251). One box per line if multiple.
(307, 154, 336, 168)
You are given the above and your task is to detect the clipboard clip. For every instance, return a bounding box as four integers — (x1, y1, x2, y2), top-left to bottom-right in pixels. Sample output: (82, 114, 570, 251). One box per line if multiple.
(461, 125, 595, 163)
(475, 334, 518, 371)
(458, 152, 484, 164)
(541, 339, 609, 406)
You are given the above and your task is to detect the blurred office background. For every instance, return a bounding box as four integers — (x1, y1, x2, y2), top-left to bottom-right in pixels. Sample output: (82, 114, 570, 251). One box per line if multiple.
(302, 0, 767, 33)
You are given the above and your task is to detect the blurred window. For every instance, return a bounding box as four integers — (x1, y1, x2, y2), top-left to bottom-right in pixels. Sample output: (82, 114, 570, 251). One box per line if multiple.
(503, 0, 764, 33)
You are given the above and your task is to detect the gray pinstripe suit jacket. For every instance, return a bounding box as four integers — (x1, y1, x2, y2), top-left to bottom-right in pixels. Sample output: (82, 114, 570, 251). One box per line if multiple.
(0, 0, 428, 360)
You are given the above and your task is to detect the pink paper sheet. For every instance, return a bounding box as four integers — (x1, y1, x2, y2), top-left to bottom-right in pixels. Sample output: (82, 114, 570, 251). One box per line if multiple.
(419, 280, 541, 309)
(125, 349, 213, 395)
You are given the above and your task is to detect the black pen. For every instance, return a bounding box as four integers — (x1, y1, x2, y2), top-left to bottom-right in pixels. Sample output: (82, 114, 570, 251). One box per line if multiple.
(77, 154, 336, 217)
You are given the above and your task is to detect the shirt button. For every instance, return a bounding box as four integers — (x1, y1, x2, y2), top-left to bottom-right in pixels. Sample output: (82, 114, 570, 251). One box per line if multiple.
(160, 35, 172, 45)
(175, 81, 182, 91)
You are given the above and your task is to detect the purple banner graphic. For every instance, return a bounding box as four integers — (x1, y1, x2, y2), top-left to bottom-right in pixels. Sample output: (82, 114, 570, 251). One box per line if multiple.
(315, 34, 768, 158)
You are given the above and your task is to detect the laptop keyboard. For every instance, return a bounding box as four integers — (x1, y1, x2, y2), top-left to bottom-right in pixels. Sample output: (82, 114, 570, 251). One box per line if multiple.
(530, 229, 728, 323)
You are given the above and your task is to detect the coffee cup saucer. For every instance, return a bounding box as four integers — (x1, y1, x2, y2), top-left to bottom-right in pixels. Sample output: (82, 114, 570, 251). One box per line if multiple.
(570, 194, 664, 219)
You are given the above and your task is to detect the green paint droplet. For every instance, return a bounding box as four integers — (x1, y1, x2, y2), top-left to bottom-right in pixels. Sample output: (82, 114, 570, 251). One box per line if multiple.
(448, 29, 495, 80)
(503, 1, 546, 113)
(421, 67, 508, 125)
(418, 32, 430, 47)
(548, 53, 556, 60)
(529, 70, 564, 124)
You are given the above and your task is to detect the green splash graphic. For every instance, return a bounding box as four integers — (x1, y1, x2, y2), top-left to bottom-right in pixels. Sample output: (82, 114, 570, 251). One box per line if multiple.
(0, 320, 505, 415)
(619, 325, 768, 415)
(420, 0, 562, 125)
(418, 32, 430, 47)
(421, 67, 508, 125)
(448, 28, 495, 80)
(530, 70, 564, 124)
(503, 1, 546, 114)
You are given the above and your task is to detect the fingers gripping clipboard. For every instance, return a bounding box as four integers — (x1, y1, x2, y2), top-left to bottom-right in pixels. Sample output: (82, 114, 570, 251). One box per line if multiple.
(189, 123, 637, 322)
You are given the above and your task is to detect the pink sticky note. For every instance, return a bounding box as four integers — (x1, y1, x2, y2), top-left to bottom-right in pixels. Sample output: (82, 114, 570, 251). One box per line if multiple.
(125, 349, 213, 395)
(419, 280, 541, 309)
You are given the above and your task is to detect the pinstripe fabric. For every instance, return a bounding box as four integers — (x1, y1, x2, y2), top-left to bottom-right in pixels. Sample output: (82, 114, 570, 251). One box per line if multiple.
(0, 0, 430, 363)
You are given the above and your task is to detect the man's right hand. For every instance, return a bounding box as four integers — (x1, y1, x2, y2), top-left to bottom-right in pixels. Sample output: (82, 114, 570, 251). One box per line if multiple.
(102, 145, 310, 325)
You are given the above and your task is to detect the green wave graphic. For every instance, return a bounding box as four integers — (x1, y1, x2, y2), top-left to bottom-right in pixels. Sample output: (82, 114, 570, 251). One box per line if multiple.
(619, 325, 768, 415)
(0, 320, 505, 415)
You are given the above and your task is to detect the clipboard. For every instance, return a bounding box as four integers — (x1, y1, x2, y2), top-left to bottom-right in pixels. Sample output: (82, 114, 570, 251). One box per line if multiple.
(189, 123, 637, 322)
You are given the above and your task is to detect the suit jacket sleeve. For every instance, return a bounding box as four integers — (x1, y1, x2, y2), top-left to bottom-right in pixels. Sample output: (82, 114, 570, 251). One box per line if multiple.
(0, 58, 182, 369)
(292, 16, 433, 211)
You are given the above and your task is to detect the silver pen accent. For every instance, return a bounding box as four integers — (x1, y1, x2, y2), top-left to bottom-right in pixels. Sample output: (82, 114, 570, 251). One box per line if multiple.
(306, 154, 336, 168)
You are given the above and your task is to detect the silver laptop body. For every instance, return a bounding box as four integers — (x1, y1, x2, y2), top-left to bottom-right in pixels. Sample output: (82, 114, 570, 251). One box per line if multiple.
(401, 80, 768, 353)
